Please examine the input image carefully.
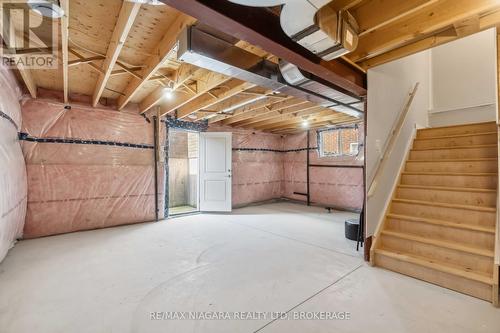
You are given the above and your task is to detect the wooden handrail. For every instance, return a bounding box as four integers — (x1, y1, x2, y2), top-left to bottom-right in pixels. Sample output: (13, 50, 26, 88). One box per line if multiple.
(368, 83, 420, 198)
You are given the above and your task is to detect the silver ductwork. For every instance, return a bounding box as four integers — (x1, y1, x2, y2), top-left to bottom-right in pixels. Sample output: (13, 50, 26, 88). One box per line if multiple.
(228, 0, 359, 60)
(177, 25, 364, 118)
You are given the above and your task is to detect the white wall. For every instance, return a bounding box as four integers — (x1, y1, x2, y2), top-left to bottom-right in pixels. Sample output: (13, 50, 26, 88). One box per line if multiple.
(366, 51, 430, 236)
(366, 28, 498, 236)
(429, 28, 497, 126)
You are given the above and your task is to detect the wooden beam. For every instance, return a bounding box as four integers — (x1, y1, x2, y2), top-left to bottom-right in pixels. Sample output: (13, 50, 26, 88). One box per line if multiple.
(351, 0, 440, 37)
(158, 70, 229, 116)
(139, 63, 199, 113)
(245, 106, 327, 130)
(69, 48, 105, 74)
(359, 9, 500, 69)
(238, 102, 318, 128)
(256, 109, 338, 131)
(221, 98, 306, 126)
(453, 15, 480, 37)
(348, 0, 500, 63)
(161, 0, 366, 97)
(200, 92, 268, 116)
(330, 0, 364, 11)
(271, 115, 358, 133)
(92, 1, 141, 107)
(272, 118, 359, 134)
(117, 13, 196, 110)
(208, 97, 282, 124)
(177, 79, 255, 119)
(68, 55, 105, 66)
(60, 0, 69, 103)
(17, 64, 37, 98)
(112, 66, 146, 77)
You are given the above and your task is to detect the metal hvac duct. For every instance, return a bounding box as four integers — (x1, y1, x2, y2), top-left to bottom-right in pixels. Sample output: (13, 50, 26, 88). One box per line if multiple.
(227, 0, 359, 61)
(177, 25, 364, 118)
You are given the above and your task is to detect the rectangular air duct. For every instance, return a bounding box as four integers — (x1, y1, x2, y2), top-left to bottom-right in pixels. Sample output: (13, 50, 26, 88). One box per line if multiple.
(177, 25, 364, 118)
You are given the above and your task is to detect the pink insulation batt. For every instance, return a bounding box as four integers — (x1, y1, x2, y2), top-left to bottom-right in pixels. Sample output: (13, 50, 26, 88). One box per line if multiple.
(210, 125, 364, 211)
(20, 98, 164, 238)
(18, 95, 362, 239)
(0, 65, 27, 261)
(283, 131, 364, 211)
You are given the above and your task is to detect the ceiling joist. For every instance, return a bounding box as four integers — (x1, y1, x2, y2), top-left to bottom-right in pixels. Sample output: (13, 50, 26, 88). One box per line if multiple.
(348, 0, 500, 64)
(17, 64, 37, 98)
(60, 0, 69, 103)
(221, 98, 307, 127)
(359, 8, 500, 69)
(117, 13, 196, 110)
(140, 63, 199, 113)
(92, 1, 141, 107)
(238, 102, 318, 128)
(177, 79, 256, 119)
(158, 70, 230, 116)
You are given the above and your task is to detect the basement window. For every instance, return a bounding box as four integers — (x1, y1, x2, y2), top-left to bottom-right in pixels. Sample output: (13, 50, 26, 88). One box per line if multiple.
(319, 125, 359, 157)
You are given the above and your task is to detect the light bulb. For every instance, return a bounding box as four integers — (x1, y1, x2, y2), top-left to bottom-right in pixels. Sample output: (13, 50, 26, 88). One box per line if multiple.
(301, 120, 309, 128)
(163, 87, 173, 99)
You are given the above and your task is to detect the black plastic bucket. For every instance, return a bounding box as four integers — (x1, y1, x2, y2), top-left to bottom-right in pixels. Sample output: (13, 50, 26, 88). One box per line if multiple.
(345, 218, 359, 241)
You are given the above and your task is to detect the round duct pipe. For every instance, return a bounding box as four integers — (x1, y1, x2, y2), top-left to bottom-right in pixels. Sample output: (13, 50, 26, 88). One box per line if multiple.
(227, 0, 358, 61)
(28, 0, 65, 19)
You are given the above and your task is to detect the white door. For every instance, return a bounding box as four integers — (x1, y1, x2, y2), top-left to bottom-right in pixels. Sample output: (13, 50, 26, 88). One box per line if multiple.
(199, 132, 232, 211)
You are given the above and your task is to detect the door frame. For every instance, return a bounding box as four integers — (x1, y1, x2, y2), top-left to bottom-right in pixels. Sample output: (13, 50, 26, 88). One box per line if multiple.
(166, 128, 201, 217)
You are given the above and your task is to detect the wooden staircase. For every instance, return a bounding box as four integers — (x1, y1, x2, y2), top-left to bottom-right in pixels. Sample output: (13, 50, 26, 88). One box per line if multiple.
(371, 121, 500, 303)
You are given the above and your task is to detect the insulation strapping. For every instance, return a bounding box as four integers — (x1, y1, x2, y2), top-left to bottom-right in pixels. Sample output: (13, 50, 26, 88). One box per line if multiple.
(232, 147, 319, 153)
(0, 108, 19, 131)
(19, 133, 154, 149)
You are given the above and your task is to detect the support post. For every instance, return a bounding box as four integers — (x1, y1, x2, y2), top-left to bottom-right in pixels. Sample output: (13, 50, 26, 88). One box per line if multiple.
(153, 115, 159, 221)
(306, 130, 311, 206)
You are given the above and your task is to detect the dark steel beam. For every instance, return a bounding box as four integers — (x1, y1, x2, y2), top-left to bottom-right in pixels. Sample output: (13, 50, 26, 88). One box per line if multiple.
(160, 0, 367, 97)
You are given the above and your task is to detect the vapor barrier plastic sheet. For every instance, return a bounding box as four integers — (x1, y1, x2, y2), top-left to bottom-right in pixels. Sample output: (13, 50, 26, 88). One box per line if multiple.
(0, 65, 27, 262)
(283, 131, 364, 210)
(21, 99, 164, 238)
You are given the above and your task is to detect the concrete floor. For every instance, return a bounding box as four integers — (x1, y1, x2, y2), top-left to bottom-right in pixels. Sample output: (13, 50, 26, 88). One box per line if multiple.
(0, 202, 498, 333)
(169, 205, 198, 215)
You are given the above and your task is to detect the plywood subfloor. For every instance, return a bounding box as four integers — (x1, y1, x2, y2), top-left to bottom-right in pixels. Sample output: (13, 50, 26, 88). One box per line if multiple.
(0, 203, 498, 333)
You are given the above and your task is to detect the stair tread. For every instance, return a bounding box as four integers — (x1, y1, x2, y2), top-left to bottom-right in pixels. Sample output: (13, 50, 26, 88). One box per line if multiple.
(397, 184, 497, 193)
(407, 158, 497, 162)
(381, 230, 494, 258)
(417, 121, 496, 132)
(392, 198, 496, 212)
(411, 144, 498, 151)
(386, 213, 496, 234)
(414, 131, 497, 141)
(402, 171, 497, 176)
(375, 249, 494, 285)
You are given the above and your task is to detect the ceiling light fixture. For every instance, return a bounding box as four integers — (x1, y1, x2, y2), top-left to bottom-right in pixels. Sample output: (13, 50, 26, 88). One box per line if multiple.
(301, 119, 309, 128)
(163, 86, 173, 100)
